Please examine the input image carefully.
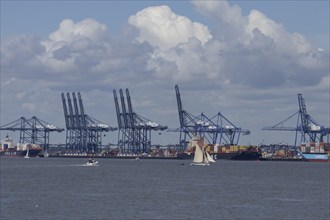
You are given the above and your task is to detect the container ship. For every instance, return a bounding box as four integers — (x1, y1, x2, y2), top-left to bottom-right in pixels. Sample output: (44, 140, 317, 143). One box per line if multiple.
(0, 136, 42, 157)
(298, 142, 330, 162)
(177, 144, 261, 161)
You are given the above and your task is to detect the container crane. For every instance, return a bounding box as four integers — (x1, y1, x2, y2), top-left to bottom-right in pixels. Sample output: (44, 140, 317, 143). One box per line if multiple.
(169, 85, 250, 150)
(262, 93, 330, 146)
(113, 88, 167, 154)
(61, 92, 116, 153)
(0, 116, 64, 150)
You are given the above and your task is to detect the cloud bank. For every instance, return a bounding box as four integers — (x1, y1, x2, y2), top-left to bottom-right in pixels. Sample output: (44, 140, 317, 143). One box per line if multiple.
(2, 2, 328, 88)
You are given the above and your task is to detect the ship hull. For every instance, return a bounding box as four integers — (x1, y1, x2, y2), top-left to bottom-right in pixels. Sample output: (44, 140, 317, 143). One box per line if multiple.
(177, 151, 261, 161)
(190, 162, 210, 166)
(0, 149, 42, 157)
(301, 153, 329, 162)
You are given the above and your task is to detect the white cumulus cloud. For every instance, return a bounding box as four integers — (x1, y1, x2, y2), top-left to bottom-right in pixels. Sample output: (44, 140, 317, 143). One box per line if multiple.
(188, 1, 328, 88)
(43, 18, 108, 52)
(128, 5, 212, 50)
(38, 18, 111, 73)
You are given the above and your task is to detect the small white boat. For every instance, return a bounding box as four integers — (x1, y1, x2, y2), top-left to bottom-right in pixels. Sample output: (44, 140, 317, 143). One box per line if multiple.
(86, 159, 98, 166)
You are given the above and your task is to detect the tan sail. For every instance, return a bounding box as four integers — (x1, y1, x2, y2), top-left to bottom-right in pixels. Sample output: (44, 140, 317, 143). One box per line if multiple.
(191, 136, 213, 166)
(193, 142, 204, 163)
(206, 151, 215, 163)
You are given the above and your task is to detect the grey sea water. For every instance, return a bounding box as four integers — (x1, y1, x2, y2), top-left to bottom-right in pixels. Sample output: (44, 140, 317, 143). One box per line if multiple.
(1, 157, 329, 220)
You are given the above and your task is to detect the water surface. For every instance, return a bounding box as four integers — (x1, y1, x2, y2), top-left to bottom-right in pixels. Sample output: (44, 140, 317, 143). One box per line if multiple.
(1, 158, 329, 219)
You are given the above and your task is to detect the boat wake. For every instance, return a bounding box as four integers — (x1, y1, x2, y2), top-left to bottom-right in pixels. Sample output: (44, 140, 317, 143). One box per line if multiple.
(80, 164, 99, 167)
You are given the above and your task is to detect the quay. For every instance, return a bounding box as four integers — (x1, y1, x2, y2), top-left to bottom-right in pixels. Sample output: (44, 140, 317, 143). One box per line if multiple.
(48, 154, 179, 160)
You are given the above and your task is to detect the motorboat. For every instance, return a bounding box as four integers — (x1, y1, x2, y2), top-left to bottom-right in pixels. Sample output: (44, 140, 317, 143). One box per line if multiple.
(86, 158, 99, 166)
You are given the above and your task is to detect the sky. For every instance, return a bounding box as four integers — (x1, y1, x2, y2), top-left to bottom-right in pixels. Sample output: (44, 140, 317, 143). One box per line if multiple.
(1, 0, 329, 147)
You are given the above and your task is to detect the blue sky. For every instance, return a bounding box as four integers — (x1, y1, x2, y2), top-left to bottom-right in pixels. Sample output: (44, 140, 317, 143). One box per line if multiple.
(1, 0, 329, 146)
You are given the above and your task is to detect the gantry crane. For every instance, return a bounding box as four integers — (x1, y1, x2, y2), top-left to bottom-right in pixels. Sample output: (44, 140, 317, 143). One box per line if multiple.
(262, 93, 330, 146)
(169, 85, 250, 150)
(61, 92, 116, 153)
(0, 116, 64, 150)
(113, 88, 167, 154)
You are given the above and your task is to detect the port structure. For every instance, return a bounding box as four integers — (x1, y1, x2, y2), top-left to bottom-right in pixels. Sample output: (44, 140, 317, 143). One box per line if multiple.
(113, 88, 167, 154)
(262, 93, 330, 146)
(169, 85, 251, 150)
(0, 116, 64, 150)
(61, 92, 116, 153)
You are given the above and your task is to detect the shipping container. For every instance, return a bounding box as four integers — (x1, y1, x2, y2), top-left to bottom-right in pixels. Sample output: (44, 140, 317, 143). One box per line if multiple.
(17, 143, 28, 151)
(214, 145, 219, 153)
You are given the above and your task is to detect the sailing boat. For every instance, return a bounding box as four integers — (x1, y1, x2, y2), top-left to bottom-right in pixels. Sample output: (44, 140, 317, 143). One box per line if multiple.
(24, 147, 30, 158)
(190, 136, 215, 166)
